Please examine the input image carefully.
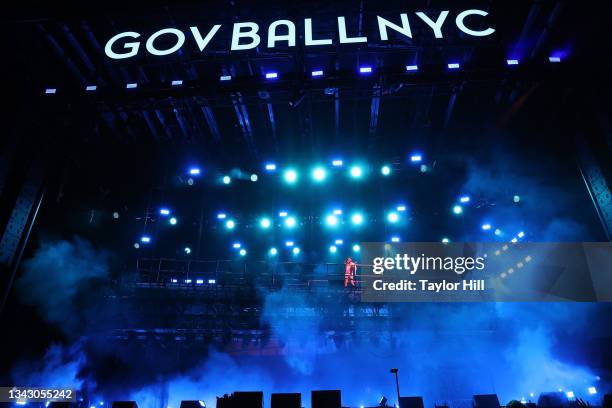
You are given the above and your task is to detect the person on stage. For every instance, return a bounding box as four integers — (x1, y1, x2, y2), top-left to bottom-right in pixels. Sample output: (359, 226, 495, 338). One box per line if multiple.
(344, 257, 357, 287)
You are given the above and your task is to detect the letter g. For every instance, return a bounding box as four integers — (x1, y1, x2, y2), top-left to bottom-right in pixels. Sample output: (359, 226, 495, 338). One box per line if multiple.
(105, 32, 141, 59)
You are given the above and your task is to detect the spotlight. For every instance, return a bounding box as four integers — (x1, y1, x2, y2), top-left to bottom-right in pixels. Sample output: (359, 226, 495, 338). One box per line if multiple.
(113, 212, 119, 219)
(381, 165, 391, 176)
(285, 216, 297, 228)
(169, 217, 177, 225)
(196, 279, 203, 284)
(171, 278, 178, 283)
(387, 212, 399, 223)
(260, 218, 272, 229)
(518, 231, 525, 238)
(352, 244, 361, 252)
(482, 223, 492, 231)
(452, 205, 463, 215)
(494, 228, 502, 236)
(351, 213, 364, 225)
(397, 205, 406, 212)
(549, 56, 561, 63)
(513, 195, 521, 203)
(448, 62, 460, 69)
(332, 159, 344, 167)
(292, 247, 301, 255)
(160, 208, 171, 216)
(565, 391, 574, 399)
(285, 241, 294, 247)
(350, 166, 363, 178)
(269, 247, 278, 256)
(126, 83, 138, 89)
(239, 249, 247, 256)
(265, 163, 277, 171)
(141, 236, 151, 243)
(442, 237, 450, 244)
(329, 245, 337, 253)
(333, 209, 342, 215)
(511, 237, 518, 243)
(217, 213, 227, 219)
(459, 196, 470, 203)
(86, 85, 97, 91)
(134, 243, 140, 249)
(284, 169, 298, 184)
(185, 279, 192, 284)
(222, 175, 231, 184)
(225, 220, 235, 229)
(265, 72, 278, 79)
(187, 178, 194, 185)
(410, 154, 422, 163)
(233, 242, 242, 249)
(391, 236, 400, 242)
(312, 167, 327, 182)
(326, 214, 339, 227)
(279, 211, 288, 217)
(311, 70, 324, 77)
(588, 386, 597, 395)
(45, 88, 57, 94)
(172, 80, 183, 86)
(220, 75, 232, 81)
(189, 167, 201, 175)
(507, 59, 519, 65)
(405, 65, 418, 71)
(250, 174, 258, 182)
(359, 66, 373, 74)
(184, 247, 191, 254)
(208, 279, 216, 284)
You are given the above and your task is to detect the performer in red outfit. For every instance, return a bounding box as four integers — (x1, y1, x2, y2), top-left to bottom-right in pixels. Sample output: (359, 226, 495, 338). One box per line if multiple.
(344, 257, 357, 287)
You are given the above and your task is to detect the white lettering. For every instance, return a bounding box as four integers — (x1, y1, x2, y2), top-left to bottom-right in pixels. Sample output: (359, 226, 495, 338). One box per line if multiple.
(338, 16, 367, 43)
(305, 18, 332, 46)
(415, 10, 449, 39)
(145, 28, 185, 56)
(190, 25, 222, 51)
(268, 19, 296, 47)
(104, 31, 141, 59)
(456, 9, 495, 37)
(377, 14, 412, 41)
(231, 22, 261, 50)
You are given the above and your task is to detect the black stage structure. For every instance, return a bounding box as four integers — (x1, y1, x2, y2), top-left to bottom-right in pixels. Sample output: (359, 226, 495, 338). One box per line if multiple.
(1, 0, 611, 407)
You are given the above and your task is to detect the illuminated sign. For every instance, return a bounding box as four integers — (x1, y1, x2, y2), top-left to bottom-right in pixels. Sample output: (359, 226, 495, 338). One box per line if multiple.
(104, 9, 495, 59)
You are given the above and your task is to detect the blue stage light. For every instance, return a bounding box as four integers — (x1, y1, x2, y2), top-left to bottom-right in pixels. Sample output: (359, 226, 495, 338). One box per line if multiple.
(494, 228, 502, 236)
(549, 56, 561, 63)
(359, 66, 372, 74)
(169, 217, 177, 225)
(141, 236, 151, 243)
(85, 85, 97, 91)
(397, 205, 406, 212)
(507, 59, 519, 65)
(232, 242, 241, 249)
(588, 387, 597, 395)
(189, 167, 201, 175)
(269, 247, 278, 256)
(160, 208, 171, 216)
(217, 213, 227, 219)
(351, 213, 364, 225)
(185, 279, 192, 284)
(448, 62, 460, 69)
(222, 175, 231, 184)
(482, 223, 492, 231)
(265, 163, 277, 171)
(410, 154, 422, 163)
(171, 278, 178, 283)
(284, 169, 298, 184)
(452, 205, 463, 215)
(335, 239, 344, 245)
(391, 236, 400, 242)
(511, 237, 518, 243)
(184, 247, 191, 254)
(250, 174, 258, 182)
(285, 216, 297, 228)
(312, 166, 327, 182)
(293, 247, 301, 255)
(220, 75, 232, 81)
(352, 244, 361, 252)
(260, 217, 271, 229)
(566, 391, 574, 399)
(196, 279, 203, 284)
(513, 195, 521, 203)
(332, 159, 343, 167)
(208, 279, 216, 284)
(459, 196, 470, 203)
(265, 72, 278, 79)
(285, 241, 294, 247)
(279, 211, 288, 217)
(312, 70, 324, 77)
(172, 80, 183, 86)
(387, 212, 399, 223)
(333, 209, 342, 215)
(442, 237, 450, 244)
(326, 214, 339, 227)
(518, 231, 525, 238)
(225, 220, 235, 229)
(381, 165, 391, 176)
(126, 83, 138, 89)
(45, 88, 57, 94)
(329, 245, 337, 253)
(405, 65, 418, 72)
(350, 166, 363, 178)
(239, 249, 247, 256)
